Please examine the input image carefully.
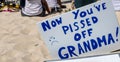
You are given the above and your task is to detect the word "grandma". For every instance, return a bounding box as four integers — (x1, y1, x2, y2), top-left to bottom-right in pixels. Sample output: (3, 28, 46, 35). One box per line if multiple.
(58, 33, 117, 59)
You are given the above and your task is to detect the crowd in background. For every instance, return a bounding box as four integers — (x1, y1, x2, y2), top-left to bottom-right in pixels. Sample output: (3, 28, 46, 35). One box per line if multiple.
(0, 0, 20, 12)
(0, 0, 97, 17)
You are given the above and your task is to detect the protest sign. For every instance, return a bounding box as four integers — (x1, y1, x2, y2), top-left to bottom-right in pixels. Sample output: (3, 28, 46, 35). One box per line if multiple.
(45, 54, 120, 62)
(37, 0, 120, 60)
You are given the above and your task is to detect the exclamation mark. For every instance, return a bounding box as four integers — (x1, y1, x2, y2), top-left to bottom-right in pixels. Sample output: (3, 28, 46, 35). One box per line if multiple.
(116, 27, 119, 41)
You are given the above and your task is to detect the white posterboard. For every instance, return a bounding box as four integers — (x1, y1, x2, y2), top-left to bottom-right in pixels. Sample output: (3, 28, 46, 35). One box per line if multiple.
(37, 0, 120, 60)
(112, 0, 120, 11)
(45, 54, 120, 62)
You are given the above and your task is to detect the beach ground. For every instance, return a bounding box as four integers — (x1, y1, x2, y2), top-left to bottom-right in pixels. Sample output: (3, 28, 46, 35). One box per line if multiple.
(0, 2, 120, 62)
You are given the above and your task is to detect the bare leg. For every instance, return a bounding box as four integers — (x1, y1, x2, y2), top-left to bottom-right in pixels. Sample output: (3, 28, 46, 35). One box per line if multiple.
(57, 0, 62, 7)
(57, 0, 66, 8)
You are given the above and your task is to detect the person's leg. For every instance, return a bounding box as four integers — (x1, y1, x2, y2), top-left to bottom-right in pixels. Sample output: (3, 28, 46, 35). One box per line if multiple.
(57, 0, 66, 8)
(57, 0, 62, 7)
(38, 6, 46, 17)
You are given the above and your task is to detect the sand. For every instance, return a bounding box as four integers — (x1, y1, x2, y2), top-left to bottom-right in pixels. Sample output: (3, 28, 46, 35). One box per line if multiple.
(0, 3, 120, 62)
(0, 12, 51, 62)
